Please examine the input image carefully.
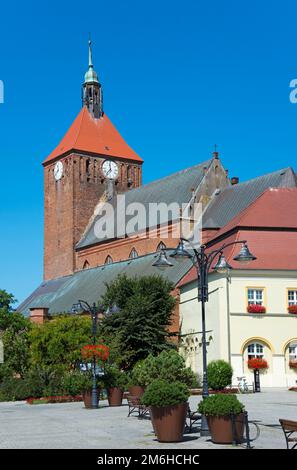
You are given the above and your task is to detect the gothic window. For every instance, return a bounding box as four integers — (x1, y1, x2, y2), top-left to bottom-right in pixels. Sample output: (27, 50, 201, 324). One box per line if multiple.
(157, 242, 166, 251)
(105, 255, 113, 265)
(129, 248, 138, 259)
(83, 260, 90, 270)
(86, 159, 90, 176)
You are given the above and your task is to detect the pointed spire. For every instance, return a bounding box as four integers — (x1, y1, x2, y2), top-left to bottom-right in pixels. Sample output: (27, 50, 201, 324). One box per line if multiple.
(82, 37, 103, 118)
(88, 38, 93, 68)
(84, 37, 99, 84)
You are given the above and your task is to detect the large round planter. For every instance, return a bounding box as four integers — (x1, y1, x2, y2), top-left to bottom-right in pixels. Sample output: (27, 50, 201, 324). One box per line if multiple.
(83, 389, 100, 409)
(128, 386, 145, 398)
(150, 402, 188, 442)
(108, 387, 124, 406)
(207, 413, 244, 444)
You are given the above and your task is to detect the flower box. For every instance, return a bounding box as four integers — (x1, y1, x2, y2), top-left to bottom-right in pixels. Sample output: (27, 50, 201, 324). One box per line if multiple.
(247, 305, 266, 314)
(288, 306, 297, 314)
(289, 361, 297, 369)
(247, 358, 268, 370)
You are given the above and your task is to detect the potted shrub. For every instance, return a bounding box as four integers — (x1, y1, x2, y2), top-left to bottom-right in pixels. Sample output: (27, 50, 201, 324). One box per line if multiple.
(247, 358, 268, 370)
(104, 365, 128, 406)
(198, 394, 245, 444)
(63, 370, 101, 409)
(247, 305, 266, 314)
(141, 379, 190, 442)
(288, 306, 297, 314)
(207, 360, 233, 391)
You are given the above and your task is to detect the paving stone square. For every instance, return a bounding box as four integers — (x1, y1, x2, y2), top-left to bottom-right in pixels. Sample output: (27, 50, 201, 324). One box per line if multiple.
(0, 388, 296, 449)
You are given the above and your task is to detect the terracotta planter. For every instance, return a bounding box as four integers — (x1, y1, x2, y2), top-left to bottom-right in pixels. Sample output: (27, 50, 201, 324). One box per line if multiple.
(128, 386, 145, 398)
(83, 389, 100, 409)
(150, 402, 188, 442)
(107, 387, 124, 406)
(207, 413, 244, 444)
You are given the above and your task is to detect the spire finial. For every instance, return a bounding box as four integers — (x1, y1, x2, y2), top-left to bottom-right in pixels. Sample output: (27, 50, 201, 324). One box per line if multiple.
(213, 144, 219, 159)
(88, 34, 93, 68)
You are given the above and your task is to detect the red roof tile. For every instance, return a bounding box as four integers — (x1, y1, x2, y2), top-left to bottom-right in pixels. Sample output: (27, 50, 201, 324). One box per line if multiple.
(43, 107, 143, 164)
(179, 188, 297, 286)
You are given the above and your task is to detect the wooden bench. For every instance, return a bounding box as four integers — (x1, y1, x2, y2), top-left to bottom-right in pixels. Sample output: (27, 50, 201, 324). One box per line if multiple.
(186, 406, 201, 432)
(279, 419, 297, 449)
(126, 395, 150, 419)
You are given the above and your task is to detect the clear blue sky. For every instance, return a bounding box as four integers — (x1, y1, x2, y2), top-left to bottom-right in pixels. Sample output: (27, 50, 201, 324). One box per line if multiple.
(0, 0, 296, 304)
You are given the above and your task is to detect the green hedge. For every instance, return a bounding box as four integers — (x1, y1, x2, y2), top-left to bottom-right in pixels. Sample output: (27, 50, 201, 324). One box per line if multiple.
(141, 379, 190, 407)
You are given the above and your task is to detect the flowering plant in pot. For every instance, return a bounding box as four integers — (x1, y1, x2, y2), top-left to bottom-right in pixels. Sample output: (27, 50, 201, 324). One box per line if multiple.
(198, 394, 245, 444)
(247, 304, 266, 314)
(141, 379, 190, 442)
(247, 358, 268, 370)
(104, 364, 128, 406)
(289, 361, 297, 369)
(288, 306, 297, 314)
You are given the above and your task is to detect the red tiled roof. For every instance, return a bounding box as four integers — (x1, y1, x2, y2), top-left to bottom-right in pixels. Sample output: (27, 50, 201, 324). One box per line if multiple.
(209, 188, 297, 240)
(43, 107, 143, 164)
(179, 188, 297, 286)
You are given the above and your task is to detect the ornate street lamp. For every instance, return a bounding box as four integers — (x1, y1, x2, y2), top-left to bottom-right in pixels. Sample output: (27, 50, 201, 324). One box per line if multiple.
(153, 239, 256, 436)
(71, 300, 102, 409)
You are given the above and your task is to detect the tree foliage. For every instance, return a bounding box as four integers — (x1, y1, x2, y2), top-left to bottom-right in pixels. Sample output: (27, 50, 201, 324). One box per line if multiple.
(29, 315, 91, 369)
(99, 274, 177, 370)
(0, 290, 32, 379)
(207, 360, 233, 390)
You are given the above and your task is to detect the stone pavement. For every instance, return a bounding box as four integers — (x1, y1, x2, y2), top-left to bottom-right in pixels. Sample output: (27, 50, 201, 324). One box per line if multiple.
(0, 388, 296, 449)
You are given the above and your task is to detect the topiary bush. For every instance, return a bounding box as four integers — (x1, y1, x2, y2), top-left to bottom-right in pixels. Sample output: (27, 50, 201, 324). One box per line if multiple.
(141, 379, 190, 407)
(132, 350, 197, 388)
(207, 360, 233, 390)
(198, 394, 244, 417)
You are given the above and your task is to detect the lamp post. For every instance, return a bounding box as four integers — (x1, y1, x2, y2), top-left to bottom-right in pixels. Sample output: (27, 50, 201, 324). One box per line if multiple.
(71, 300, 101, 409)
(153, 240, 256, 436)
(71, 300, 120, 409)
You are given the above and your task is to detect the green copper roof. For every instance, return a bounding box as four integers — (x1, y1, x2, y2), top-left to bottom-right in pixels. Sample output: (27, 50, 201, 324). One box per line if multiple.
(84, 40, 99, 84)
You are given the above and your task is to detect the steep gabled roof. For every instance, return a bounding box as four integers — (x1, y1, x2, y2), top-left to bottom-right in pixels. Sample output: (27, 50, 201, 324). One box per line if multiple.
(43, 106, 143, 164)
(203, 167, 297, 229)
(76, 158, 214, 249)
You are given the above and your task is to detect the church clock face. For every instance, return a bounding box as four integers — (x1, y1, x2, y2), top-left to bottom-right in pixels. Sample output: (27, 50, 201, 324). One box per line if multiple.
(54, 161, 63, 181)
(102, 160, 119, 180)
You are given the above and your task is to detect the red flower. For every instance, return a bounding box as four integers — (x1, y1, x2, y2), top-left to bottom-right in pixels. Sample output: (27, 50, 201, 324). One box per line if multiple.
(247, 358, 268, 369)
(289, 361, 297, 369)
(247, 304, 266, 314)
(81, 343, 109, 361)
(288, 305, 297, 314)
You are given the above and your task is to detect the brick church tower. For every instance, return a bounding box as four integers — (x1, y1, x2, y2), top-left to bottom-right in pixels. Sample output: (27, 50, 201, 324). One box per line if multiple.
(43, 41, 143, 281)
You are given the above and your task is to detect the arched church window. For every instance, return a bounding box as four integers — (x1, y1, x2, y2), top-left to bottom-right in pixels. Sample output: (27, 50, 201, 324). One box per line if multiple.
(157, 242, 166, 251)
(105, 255, 113, 265)
(83, 260, 90, 270)
(129, 248, 138, 259)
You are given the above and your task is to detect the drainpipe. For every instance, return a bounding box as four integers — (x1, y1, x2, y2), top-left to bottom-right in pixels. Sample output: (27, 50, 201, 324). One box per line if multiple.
(226, 275, 231, 364)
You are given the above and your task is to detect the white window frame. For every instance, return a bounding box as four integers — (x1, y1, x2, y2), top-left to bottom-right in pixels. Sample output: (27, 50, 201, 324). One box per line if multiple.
(247, 288, 264, 306)
(289, 344, 297, 360)
(247, 342, 264, 360)
(288, 290, 297, 307)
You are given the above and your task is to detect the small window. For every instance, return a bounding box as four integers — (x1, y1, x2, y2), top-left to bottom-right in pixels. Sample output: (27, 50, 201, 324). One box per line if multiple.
(105, 255, 113, 265)
(83, 260, 90, 270)
(157, 242, 166, 251)
(288, 290, 297, 306)
(289, 344, 297, 360)
(129, 248, 138, 259)
(247, 343, 264, 360)
(247, 288, 264, 306)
